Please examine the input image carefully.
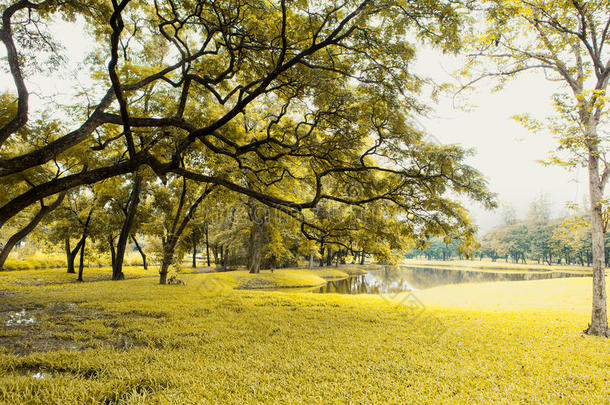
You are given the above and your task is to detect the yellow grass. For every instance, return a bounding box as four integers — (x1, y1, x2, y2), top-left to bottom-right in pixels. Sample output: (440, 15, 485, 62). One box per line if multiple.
(403, 258, 593, 273)
(0, 267, 608, 403)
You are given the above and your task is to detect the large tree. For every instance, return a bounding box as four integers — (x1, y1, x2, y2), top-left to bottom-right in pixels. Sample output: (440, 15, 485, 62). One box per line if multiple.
(461, 0, 610, 337)
(1, 0, 494, 280)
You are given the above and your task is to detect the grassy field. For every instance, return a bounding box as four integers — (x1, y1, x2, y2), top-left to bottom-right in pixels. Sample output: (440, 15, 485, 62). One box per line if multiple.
(403, 258, 593, 274)
(409, 276, 607, 313)
(0, 267, 609, 404)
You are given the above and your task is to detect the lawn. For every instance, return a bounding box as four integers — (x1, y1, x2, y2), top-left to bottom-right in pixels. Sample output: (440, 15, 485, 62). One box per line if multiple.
(0, 267, 608, 404)
(403, 258, 594, 274)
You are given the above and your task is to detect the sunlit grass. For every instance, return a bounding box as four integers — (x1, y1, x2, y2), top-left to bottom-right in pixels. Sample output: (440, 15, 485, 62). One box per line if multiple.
(0, 268, 608, 403)
(3, 250, 147, 271)
(408, 276, 610, 313)
(403, 258, 593, 273)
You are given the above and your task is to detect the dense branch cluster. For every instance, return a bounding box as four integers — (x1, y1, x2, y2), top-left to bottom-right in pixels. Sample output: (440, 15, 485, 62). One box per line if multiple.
(0, 0, 494, 281)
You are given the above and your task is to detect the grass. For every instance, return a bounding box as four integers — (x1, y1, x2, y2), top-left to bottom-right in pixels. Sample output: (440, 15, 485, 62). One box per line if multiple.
(0, 267, 155, 290)
(178, 264, 375, 290)
(403, 258, 593, 274)
(0, 267, 609, 403)
(197, 269, 328, 290)
(3, 251, 146, 271)
(409, 276, 609, 313)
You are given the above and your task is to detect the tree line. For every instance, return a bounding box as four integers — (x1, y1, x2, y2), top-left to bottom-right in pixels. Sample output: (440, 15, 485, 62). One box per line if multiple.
(409, 197, 607, 267)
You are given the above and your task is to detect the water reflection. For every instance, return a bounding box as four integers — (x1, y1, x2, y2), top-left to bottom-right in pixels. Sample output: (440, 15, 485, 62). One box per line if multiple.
(315, 266, 590, 294)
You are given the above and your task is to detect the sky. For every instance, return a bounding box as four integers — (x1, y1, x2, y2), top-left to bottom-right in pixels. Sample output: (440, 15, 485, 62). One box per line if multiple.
(0, 19, 591, 235)
(412, 48, 589, 233)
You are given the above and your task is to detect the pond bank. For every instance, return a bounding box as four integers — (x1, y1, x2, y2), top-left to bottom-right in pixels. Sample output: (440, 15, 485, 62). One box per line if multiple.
(403, 258, 593, 274)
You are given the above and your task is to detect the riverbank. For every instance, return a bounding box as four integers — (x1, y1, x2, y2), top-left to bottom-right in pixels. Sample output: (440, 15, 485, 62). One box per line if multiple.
(184, 265, 372, 290)
(0, 267, 608, 403)
(402, 258, 593, 274)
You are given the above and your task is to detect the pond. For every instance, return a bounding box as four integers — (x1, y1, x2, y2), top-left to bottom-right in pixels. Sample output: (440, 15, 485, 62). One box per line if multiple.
(314, 266, 590, 295)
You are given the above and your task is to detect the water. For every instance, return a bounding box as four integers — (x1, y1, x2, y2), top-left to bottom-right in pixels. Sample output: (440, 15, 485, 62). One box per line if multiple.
(314, 266, 590, 294)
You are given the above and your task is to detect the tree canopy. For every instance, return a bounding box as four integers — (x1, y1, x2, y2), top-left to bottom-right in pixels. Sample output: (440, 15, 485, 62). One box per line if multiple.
(0, 0, 496, 282)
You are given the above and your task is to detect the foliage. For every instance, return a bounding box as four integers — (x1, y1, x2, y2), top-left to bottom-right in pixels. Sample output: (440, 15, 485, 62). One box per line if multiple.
(459, 0, 610, 335)
(0, 0, 495, 279)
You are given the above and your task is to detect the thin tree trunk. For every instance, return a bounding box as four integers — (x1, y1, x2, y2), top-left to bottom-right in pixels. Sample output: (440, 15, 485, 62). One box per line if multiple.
(113, 175, 142, 280)
(192, 241, 197, 268)
(71, 206, 93, 278)
(205, 225, 210, 267)
(77, 238, 86, 282)
(212, 245, 219, 267)
(158, 185, 213, 284)
(131, 234, 147, 269)
(586, 154, 609, 336)
(0, 193, 65, 269)
(319, 245, 325, 267)
(109, 236, 116, 268)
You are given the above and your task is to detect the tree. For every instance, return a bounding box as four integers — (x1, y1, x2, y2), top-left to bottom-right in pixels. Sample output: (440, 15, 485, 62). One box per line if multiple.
(46, 189, 96, 275)
(145, 176, 214, 284)
(0, 192, 64, 269)
(461, 0, 610, 336)
(1, 0, 495, 285)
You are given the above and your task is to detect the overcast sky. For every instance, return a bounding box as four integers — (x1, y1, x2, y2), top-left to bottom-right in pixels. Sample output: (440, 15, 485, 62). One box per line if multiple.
(412, 48, 588, 232)
(1, 21, 590, 234)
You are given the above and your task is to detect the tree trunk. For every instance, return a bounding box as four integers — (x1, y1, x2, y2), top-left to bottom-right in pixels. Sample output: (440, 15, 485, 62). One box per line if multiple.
(205, 225, 211, 267)
(131, 235, 147, 269)
(360, 251, 365, 265)
(192, 241, 197, 268)
(109, 236, 116, 268)
(248, 219, 264, 274)
(113, 175, 142, 281)
(319, 245, 325, 267)
(159, 266, 168, 284)
(247, 202, 266, 274)
(77, 238, 86, 282)
(223, 247, 229, 269)
(0, 193, 65, 270)
(65, 236, 76, 274)
(585, 156, 609, 336)
(159, 246, 174, 285)
(212, 245, 219, 267)
(158, 185, 213, 284)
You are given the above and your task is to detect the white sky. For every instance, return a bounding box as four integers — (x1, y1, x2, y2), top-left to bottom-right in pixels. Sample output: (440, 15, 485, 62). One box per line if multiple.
(412, 48, 589, 233)
(0, 20, 591, 234)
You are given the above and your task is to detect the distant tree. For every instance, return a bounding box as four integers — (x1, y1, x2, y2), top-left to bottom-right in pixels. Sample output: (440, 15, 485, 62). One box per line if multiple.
(502, 205, 517, 226)
(526, 195, 552, 226)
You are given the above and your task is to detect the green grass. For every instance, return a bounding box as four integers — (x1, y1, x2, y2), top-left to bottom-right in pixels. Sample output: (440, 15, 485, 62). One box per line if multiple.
(0, 268, 609, 404)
